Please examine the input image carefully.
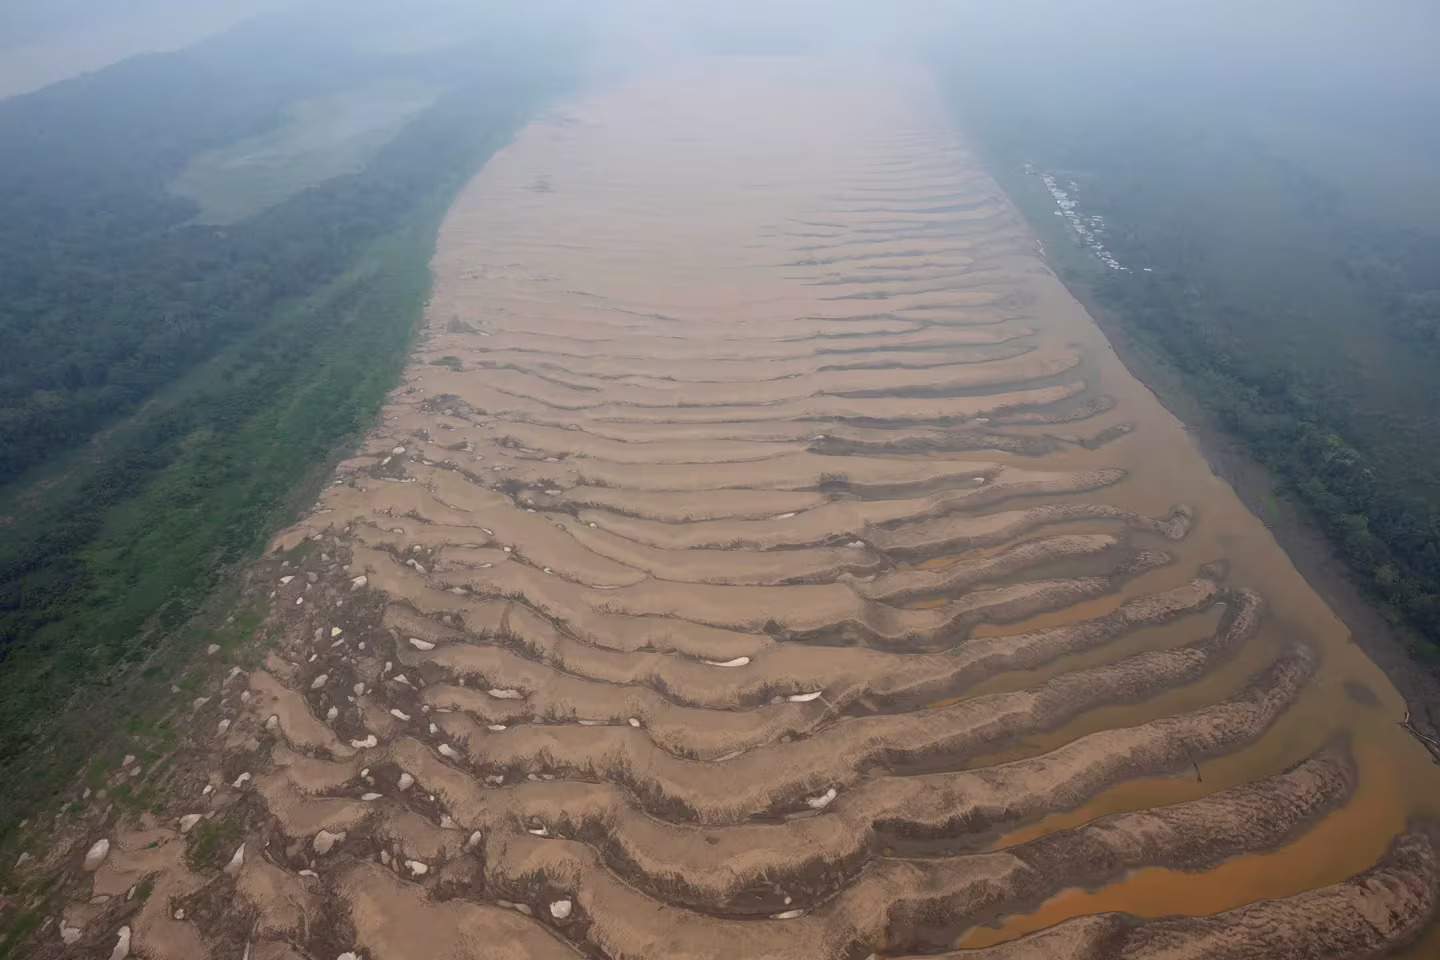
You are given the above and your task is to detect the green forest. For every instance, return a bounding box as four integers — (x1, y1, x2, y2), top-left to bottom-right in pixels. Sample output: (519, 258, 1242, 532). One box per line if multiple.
(0, 12, 578, 838)
(931, 15, 1440, 660)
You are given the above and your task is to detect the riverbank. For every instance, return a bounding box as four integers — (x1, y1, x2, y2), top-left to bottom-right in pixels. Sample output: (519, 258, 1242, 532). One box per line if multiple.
(946, 103, 1440, 743)
(1053, 247, 1440, 741)
(0, 70, 562, 851)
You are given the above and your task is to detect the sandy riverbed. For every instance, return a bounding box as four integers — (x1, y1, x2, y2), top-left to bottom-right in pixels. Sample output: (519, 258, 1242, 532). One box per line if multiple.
(42, 56, 1440, 960)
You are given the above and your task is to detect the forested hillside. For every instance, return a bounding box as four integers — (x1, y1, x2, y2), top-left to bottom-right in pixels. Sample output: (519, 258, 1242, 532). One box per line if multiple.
(931, 2, 1440, 657)
(0, 5, 581, 838)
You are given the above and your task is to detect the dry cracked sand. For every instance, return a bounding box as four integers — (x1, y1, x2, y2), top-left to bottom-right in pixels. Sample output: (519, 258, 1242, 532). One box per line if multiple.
(28, 56, 1440, 960)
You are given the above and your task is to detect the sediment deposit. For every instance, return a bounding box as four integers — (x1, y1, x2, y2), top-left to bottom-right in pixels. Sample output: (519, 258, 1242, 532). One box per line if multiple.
(33, 57, 1440, 959)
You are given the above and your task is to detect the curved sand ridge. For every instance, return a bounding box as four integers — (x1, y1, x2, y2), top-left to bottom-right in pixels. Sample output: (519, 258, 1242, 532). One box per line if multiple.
(50, 58, 1440, 960)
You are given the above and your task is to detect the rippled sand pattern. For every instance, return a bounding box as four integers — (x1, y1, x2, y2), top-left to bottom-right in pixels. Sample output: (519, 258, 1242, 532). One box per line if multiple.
(57, 58, 1440, 959)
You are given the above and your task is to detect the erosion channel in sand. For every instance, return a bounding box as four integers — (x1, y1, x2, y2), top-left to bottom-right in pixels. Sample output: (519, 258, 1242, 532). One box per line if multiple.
(49, 56, 1440, 959)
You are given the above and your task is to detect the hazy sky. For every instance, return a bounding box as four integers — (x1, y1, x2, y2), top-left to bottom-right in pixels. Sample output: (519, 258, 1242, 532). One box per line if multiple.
(0, 0, 291, 99)
(3, 0, 1435, 108)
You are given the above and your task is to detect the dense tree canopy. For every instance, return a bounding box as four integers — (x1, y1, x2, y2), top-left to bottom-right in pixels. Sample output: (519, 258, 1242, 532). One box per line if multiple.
(933, 45, 1440, 658)
(0, 23, 576, 839)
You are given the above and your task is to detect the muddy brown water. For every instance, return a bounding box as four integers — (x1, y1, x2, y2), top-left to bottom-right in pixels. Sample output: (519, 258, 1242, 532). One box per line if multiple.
(46, 55, 1440, 960)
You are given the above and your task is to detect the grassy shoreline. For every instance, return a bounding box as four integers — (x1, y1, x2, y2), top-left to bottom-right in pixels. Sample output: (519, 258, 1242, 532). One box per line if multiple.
(0, 221, 431, 845)
(0, 76, 560, 847)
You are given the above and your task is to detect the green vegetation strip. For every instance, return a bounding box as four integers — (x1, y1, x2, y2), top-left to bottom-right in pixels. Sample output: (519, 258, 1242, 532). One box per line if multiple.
(0, 74, 561, 844)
